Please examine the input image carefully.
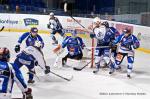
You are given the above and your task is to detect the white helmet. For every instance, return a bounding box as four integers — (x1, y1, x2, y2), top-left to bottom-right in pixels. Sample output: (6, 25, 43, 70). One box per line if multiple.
(49, 12, 54, 16)
(93, 17, 101, 24)
(34, 40, 42, 48)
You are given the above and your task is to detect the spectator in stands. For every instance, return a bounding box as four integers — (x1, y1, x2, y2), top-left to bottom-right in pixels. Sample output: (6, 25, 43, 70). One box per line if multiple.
(16, 5, 19, 13)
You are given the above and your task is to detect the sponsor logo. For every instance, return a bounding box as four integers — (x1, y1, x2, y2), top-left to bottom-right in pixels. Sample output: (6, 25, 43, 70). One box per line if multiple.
(24, 18, 38, 26)
(0, 19, 22, 25)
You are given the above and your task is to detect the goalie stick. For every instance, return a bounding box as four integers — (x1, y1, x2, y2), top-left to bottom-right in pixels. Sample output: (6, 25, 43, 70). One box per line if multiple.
(0, 26, 4, 32)
(73, 58, 95, 71)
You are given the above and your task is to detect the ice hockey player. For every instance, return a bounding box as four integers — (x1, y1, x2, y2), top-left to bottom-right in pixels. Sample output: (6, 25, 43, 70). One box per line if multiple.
(14, 27, 44, 53)
(102, 21, 120, 59)
(109, 27, 140, 78)
(47, 12, 65, 45)
(0, 47, 33, 99)
(53, 29, 85, 67)
(13, 41, 50, 84)
(90, 17, 116, 74)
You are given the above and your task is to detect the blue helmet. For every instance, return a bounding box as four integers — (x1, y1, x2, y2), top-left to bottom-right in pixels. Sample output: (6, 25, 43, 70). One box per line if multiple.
(102, 21, 109, 28)
(71, 29, 77, 37)
(30, 27, 38, 33)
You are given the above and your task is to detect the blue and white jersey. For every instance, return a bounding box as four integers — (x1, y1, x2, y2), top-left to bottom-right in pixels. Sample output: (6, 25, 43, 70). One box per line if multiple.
(48, 17, 63, 30)
(62, 36, 85, 56)
(0, 61, 27, 94)
(18, 32, 44, 48)
(113, 33, 140, 54)
(109, 27, 120, 38)
(94, 26, 115, 46)
(15, 46, 46, 71)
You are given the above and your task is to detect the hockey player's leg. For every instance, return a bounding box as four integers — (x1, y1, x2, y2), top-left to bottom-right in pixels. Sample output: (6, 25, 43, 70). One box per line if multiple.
(93, 48, 101, 74)
(127, 56, 134, 78)
(28, 68, 35, 84)
(50, 31, 58, 45)
(59, 29, 66, 38)
(102, 48, 111, 68)
(62, 54, 68, 66)
(109, 52, 125, 74)
(93, 56, 101, 73)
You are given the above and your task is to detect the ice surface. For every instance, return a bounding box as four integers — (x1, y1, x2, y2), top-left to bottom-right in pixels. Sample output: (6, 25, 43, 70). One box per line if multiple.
(0, 32, 150, 99)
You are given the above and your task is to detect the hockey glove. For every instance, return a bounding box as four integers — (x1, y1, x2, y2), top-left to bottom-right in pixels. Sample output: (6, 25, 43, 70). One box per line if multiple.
(90, 34, 95, 39)
(23, 88, 33, 99)
(34, 61, 38, 66)
(45, 66, 50, 74)
(15, 45, 20, 53)
(47, 24, 50, 29)
(133, 42, 140, 49)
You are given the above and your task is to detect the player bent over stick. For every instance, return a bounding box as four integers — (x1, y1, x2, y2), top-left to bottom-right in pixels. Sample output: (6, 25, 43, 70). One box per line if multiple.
(13, 41, 50, 84)
(53, 29, 85, 67)
(0, 47, 33, 99)
(109, 27, 140, 78)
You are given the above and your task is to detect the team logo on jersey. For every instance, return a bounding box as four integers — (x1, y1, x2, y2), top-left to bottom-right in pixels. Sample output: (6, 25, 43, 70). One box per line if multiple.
(24, 18, 39, 26)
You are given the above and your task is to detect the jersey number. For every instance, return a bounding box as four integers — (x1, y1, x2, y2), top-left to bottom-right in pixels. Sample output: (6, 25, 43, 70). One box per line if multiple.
(0, 78, 4, 90)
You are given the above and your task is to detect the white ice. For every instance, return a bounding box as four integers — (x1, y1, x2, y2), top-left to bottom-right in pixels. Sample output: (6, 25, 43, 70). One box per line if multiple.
(0, 32, 150, 99)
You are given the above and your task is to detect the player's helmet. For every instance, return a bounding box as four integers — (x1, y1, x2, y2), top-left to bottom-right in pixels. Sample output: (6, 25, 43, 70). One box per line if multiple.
(49, 12, 54, 16)
(30, 27, 38, 37)
(34, 40, 42, 48)
(93, 17, 101, 24)
(102, 21, 109, 28)
(123, 27, 132, 34)
(71, 29, 77, 37)
(0, 47, 10, 62)
(49, 12, 54, 18)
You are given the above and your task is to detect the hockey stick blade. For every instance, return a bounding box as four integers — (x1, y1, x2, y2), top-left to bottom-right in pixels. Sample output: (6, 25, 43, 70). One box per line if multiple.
(0, 26, 4, 32)
(50, 71, 73, 81)
(73, 59, 93, 71)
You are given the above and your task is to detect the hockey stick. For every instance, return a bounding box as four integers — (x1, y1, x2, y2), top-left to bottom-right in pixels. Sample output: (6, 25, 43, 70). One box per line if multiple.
(64, 2, 89, 29)
(50, 71, 73, 81)
(0, 26, 4, 32)
(27, 71, 40, 81)
(38, 64, 73, 81)
(73, 58, 95, 71)
(85, 46, 110, 49)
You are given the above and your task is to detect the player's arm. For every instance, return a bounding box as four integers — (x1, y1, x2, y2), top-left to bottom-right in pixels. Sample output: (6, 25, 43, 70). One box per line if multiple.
(15, 32, 30, 53)
(132, 35, 140, 49)
(18, 32, 30, 44)
(113, 33, 124, 44)
(10, 63, 33, 98)
(77, 37, 85, 49)
(55, 17, 63, 29)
